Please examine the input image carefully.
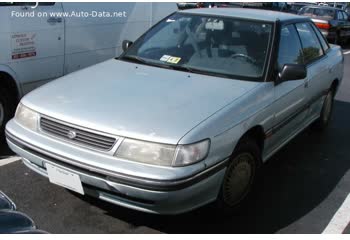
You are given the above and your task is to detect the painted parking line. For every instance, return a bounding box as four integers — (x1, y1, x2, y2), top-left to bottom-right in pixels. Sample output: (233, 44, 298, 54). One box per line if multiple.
(323, 193, 350, 234)
(0, 157, 20, 167)
(343, 50, 350, 55)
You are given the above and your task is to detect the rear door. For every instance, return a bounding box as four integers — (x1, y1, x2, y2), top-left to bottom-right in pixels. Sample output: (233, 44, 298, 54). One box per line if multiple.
(295, 22, 329, 120)
(6, 2, 64, 94)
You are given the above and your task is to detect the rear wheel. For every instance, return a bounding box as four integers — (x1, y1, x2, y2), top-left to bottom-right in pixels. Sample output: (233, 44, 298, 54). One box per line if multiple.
(215, 138, 261, 214)
(313, 88, 335, 131)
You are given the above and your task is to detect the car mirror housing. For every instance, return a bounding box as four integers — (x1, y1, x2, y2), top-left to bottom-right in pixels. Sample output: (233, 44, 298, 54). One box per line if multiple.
(122, 40, 133, 52)
(277, 64, 307, 84)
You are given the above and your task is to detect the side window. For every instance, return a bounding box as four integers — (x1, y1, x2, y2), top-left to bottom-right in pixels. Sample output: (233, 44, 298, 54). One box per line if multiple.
(342, 12, 349, 20)
(295, 22, 324, 64)
(337, 11, 344, 20)
(277, 25, 304, 71)
(310, 23, 330, 52)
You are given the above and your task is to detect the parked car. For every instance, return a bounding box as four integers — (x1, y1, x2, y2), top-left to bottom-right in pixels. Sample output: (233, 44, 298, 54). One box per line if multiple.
(287, 2, 316, 14)
(6, 8, 344, 215)
(177, 2, 199, 10)
(298, 5, 350, 44)
(0, 191, 47, 233)
(0, 2, 177, 141)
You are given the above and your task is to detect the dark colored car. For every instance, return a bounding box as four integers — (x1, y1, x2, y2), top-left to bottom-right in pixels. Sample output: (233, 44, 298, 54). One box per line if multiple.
(211, 2, 290, 12)
(0, 191, 47, 234)
(177, 2, 199, 10)
(298, 5, 350, 45)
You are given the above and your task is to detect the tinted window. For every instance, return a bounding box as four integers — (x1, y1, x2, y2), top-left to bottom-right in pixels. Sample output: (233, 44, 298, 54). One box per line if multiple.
(310, 23, 329, 52)
(296, 23, 324, 64)
(278, 25, 304, 71)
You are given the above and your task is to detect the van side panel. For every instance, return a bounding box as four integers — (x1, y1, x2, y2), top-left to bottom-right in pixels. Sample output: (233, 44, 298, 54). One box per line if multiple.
(62, 3, 177, 74)
(62, 3, 151, 74)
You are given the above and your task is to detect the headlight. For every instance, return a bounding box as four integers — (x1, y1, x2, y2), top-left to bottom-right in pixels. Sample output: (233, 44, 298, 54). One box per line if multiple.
(115, 138, 210, 167)
(15, 103, 39, 131)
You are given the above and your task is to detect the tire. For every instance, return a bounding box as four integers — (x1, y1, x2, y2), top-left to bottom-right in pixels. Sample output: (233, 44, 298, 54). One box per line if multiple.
(0, 88, 16, 142)
(313, 88, 335, 131)
(215, 138, 261, 214)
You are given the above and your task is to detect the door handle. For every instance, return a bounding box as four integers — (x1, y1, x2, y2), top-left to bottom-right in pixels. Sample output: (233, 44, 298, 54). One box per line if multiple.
(304, 81, 309, 88)
(47, 17, 62, 23)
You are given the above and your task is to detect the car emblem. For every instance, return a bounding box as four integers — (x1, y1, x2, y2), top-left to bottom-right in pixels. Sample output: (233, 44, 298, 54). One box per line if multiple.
(67, 130, 77, 140)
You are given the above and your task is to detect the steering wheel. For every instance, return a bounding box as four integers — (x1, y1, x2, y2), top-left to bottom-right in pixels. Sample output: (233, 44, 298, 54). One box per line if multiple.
(231, 54, 256, 64)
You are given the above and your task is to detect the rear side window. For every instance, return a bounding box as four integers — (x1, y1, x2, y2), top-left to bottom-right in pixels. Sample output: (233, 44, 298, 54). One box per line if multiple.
(295, 22, 324, 64)
(277, 25, 304, 71)
(310, 23, 330, 52)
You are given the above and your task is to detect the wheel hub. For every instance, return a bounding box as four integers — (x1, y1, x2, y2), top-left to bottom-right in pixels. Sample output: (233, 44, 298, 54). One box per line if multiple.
(223, 153, 254, 206)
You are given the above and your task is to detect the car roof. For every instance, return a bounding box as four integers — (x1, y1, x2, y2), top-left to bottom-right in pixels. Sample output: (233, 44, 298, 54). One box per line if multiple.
(182, 8, 310, 23)
(301, 5, 339, 11)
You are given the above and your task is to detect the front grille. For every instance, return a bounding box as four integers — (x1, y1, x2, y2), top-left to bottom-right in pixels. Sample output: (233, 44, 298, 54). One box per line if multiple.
(40, 117, 116, 151)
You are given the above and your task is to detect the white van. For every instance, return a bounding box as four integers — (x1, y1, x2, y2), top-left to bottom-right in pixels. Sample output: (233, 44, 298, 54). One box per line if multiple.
(0, 2, 177, 139)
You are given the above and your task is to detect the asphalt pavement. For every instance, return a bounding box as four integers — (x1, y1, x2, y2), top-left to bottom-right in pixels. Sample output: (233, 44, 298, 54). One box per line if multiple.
(1, 45, 350, 234)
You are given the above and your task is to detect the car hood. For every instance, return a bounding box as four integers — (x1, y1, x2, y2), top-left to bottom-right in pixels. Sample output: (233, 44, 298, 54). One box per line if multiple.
(23, 59, 259, 144)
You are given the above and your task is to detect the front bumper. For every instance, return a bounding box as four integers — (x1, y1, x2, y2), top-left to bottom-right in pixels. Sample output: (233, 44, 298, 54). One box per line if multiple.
(6, 120, 227, 214)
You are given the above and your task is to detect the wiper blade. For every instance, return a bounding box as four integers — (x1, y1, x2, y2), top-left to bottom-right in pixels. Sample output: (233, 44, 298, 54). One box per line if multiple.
(120, 55, 148, 64)
(120, 55, 174, 70)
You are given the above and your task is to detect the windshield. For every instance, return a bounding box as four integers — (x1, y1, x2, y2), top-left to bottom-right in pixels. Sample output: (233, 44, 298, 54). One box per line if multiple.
(121, 13, 273, 81)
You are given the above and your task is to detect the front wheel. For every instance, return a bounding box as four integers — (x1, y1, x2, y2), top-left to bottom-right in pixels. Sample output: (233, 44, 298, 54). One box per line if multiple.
(215, 139, 260, 214)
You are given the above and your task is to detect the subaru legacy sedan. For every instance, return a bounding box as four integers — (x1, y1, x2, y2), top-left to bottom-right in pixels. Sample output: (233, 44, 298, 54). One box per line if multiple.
(6, 9, 343, 214)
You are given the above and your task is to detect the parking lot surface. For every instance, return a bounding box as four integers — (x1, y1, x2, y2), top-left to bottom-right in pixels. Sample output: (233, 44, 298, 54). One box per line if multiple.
(1, 46, 350, 234)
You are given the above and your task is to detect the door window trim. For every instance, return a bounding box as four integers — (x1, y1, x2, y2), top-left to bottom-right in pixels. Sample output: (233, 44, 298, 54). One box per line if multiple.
(294, 21, 326, 66)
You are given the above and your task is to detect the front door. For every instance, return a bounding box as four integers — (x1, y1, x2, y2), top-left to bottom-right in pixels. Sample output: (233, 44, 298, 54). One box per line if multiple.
(267, 24, 307, 152)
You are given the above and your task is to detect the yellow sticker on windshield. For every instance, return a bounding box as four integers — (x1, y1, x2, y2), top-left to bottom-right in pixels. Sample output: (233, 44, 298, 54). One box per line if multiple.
(167, 57, 181, 64)
(160, 55, 181, 64)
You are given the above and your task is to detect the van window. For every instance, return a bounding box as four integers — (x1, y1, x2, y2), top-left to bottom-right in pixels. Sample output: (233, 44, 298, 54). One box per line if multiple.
(295, 22, 324, 64)
(277, 25, 304, 71)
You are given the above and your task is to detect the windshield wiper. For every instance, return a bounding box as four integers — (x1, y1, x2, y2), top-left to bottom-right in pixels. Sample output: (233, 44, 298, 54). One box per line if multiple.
(120, 55, 149, 65)
(120, 55, 175, 70)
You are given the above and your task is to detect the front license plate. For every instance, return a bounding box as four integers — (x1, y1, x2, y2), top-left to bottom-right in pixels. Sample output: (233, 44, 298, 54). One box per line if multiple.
(46, 163, 84, 195)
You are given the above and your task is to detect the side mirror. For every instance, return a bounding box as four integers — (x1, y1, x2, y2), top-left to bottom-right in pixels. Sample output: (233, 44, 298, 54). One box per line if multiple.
(122, 40, 133, 52)
(276, 64, 307, 84)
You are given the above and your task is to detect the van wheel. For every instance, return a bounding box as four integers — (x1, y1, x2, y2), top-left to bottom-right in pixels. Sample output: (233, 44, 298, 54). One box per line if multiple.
(0, 88, 15, 142)
(215, 138, 260, 214)
(313, 89, 335, 131)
